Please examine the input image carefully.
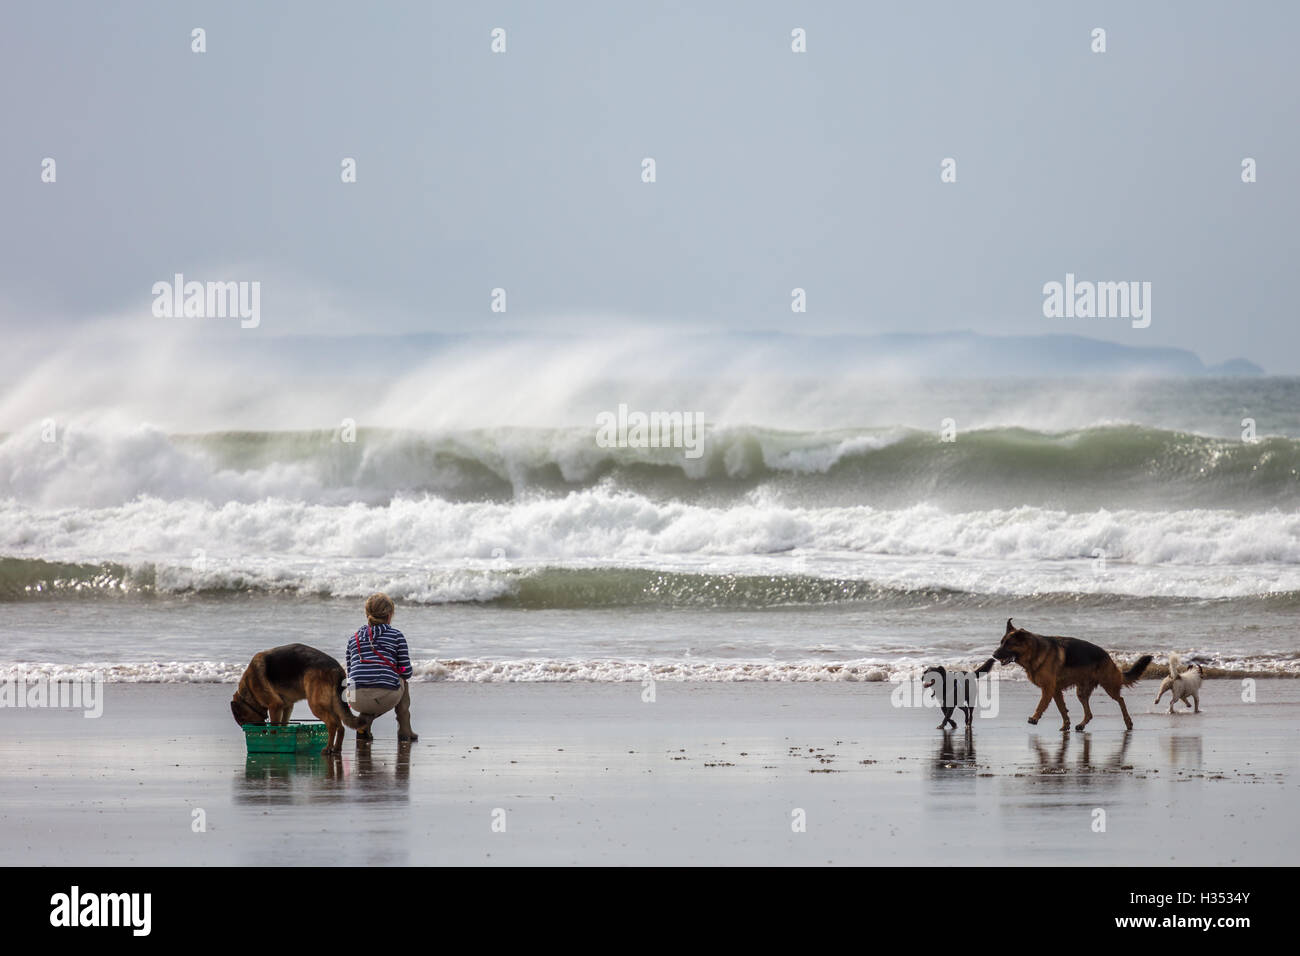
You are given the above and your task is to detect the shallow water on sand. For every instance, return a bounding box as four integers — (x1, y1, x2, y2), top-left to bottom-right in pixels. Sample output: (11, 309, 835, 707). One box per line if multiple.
(3, 594, 1296, 681)
(2, 682, 1295, 866)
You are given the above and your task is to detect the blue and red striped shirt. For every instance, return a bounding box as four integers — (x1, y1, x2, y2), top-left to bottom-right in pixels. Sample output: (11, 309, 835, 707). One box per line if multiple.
(345, 623, 413, 689)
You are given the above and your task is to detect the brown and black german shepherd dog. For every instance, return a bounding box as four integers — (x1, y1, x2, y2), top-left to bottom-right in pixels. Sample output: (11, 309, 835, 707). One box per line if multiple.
(230, 643, 368, 755)
(989, 619, 1153, 731)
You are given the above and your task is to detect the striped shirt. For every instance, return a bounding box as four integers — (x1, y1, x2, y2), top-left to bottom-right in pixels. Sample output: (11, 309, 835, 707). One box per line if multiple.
(345, 623, 413, 689)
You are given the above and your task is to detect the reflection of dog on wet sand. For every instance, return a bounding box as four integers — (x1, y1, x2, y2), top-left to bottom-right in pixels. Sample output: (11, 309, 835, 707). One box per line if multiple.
(1031, 731, 1132, 772)
(933, 730, 977, 773)
(990, 619, 1152, 731)
(1154, 653, 1203, 713)
(230, 643, 368, 755)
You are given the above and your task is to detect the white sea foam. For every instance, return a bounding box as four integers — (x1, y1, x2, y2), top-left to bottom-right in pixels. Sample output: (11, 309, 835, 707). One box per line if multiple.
(1, 655, 1294, 684)
(3, 492, 1299, 595)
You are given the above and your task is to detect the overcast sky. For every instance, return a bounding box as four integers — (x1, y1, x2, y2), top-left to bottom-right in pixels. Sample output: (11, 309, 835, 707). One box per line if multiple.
(2, 0, 1297, 370)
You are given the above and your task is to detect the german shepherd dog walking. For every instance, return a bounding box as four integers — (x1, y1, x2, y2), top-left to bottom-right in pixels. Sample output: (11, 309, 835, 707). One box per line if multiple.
(230, 643, 369, 754)
(990, 619, 1152, 731)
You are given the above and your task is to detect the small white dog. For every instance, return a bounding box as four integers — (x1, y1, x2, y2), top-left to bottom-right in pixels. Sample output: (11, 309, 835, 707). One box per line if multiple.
(1153, 653, 1203, 713)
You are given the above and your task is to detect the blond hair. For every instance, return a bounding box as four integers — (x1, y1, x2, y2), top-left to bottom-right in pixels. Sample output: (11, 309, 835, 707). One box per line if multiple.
(365, 592, 395, 626)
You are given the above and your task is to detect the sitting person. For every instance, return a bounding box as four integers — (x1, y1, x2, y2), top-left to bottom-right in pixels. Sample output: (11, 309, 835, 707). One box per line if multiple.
(345, 592, 418, 742)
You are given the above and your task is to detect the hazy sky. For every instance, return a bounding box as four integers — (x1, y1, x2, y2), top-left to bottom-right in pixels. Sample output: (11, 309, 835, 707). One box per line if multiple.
(2, 0, 1297, 369)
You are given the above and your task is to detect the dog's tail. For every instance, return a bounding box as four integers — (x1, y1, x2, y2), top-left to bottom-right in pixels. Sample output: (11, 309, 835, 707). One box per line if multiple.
(1122, 655, 1153, 686)
(1167, 653, 1182, 679)
(334, 684, 368, 730)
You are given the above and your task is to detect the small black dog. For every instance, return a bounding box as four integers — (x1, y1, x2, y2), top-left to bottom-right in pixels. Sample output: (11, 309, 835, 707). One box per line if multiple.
(921, 660, 995, 730)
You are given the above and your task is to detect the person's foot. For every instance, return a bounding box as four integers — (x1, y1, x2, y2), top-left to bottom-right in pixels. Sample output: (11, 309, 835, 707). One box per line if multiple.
(398, 732, 419, 742)
(356, 730, 374, 741)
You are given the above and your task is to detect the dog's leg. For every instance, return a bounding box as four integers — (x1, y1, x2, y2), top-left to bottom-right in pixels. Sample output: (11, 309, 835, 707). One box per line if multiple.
(1052, 690, 1070, 732)
(1104, 684, 1135, 730)
(1028, 686, 1053, 725)
(1192, 692, 1200, 713)
(962, 706, 973, 727)
(938, 706, 955, 730)
(1075, 686, 1095, 731)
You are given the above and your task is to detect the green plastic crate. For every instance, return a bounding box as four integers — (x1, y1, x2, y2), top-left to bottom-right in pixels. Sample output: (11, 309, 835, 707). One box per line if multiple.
(242, 721, 329, 754)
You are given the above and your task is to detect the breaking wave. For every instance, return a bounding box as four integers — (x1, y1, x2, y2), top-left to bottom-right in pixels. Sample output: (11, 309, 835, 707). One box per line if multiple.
(2, 421, 1298, 509)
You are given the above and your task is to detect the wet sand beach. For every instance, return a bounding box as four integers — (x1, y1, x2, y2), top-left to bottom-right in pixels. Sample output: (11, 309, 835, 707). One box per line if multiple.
(2, 680, 1295, 866)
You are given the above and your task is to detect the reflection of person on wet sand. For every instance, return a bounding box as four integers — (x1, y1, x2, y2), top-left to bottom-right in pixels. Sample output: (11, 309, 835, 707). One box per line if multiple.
(345, 593, 419, 743)
(354, 743, 412, 789)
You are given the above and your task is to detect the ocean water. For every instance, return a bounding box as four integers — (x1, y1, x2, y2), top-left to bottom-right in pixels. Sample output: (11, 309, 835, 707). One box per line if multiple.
(2, 377, 1298, 681)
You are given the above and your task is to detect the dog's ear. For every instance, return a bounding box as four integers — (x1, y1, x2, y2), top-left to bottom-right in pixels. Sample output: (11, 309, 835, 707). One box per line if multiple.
(1005, 618, 1015, 634)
